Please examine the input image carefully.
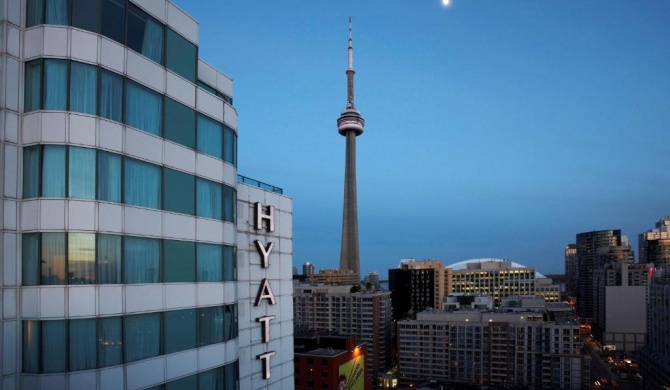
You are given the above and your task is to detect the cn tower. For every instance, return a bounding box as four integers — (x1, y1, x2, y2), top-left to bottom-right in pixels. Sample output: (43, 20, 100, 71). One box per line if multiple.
(337, 18, 365, 281)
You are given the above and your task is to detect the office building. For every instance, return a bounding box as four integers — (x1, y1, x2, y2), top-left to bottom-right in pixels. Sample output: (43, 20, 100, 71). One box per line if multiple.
(302, 261, 315, 276)
(0, 1, 294, 388)
(639, 278, 670, 389)
(565, 244, 578, 298)
(307, 268, 359, 285)
(639, 216, 670, 267)
(363, 272, 379, 289)
(388, 259, 445, 320)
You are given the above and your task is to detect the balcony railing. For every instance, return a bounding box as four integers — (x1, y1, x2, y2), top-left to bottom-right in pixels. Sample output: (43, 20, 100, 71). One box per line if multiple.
(237, 174, 283, 194)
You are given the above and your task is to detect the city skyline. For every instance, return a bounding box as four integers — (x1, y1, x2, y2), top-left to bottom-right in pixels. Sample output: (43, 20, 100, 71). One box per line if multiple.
(174, 1, 670, 276)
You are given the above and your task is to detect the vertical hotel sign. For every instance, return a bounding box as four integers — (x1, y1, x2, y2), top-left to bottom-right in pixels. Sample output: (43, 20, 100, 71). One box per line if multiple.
(254, 202, 276, 380)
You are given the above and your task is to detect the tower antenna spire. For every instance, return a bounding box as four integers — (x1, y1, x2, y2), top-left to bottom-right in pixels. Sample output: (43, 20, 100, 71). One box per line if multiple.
(346, 17, 355, 109)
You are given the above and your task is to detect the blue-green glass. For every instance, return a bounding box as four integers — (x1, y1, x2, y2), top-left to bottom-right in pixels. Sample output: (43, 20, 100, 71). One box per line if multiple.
(166, 28, 197, 82)
(164, 98, 196, 149)
(164, 309, 196, 354)
(163, 168, 194, 215)
(163, 240, 195, 283)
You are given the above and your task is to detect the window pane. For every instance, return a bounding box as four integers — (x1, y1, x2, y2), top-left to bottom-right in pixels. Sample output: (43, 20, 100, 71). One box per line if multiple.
(124, 236, 160, 284)
(101, 0, 124, 44)
(45, 0, 69, 25)
(97, 234, 122, 284)
(68, 233, 95, 285)
(127, 4, 164, 64)
(41, 233, 66, 285)
(166, 29, 196, 82)
(42, 320, 67, 373)
(22, 321, 40, 373)
(26, 0, 44, 27)
(69, 62, 98, 115)
(196, 178, 222, 220)
(22, 234, 40, 286)
(198, 366, 225, 390)
(42, 145, 66, 197)
(164, 309, 196, 354)
(43, 59, 67, 110)
(197, 81, 217, 95)
(100, 70, 123, 122)
(197, 306, 223, 347)
(223, 245, 236, 282)
(197, 243, 222, 282)
(98, 151, 121, 203)
(71, 0, 100, 33)
(166, 375, 198, 390)
(70, 318, 97, 371)
(223, 304, 238, 342)
(24, 61, 42, 112)
(23, 146, 41, 198)
(125, 81, 162, 135)
(224, 361, 239, 390)
(197, 115, 223, 159)
(223, 185, 236, 223)
(98, 317, 122, 367)
(163, 168, 195, 215)
(124, 313, 161, 363)
(124, 158, 161, 209)
(164, 98, 195, 148)
(164, 240, 195, 283)
(68, 147, 96, 199)
(223, 126, 237, 166)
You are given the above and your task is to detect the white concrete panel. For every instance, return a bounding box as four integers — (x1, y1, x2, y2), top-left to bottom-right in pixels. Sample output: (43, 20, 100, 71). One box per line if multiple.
(99, 119, 123, 152)
(236, 299, 251, 330)
(22, 112, 41, 145)
(126, 357, 165, 390)
(279, 238, 292, 255)
(22, 27, 41, 59)
(98, 203, 123, 233)
(216, 72, 234, 99)
(196, 218, 223, 243)
(223, 104, 238, 130)
(67, 200, 96, 231)
(41, 112, 67, 143)
(40, 287, 66, 318)
(166, 3, 198, 44)
(279, 296, 292, 321)
(131, 0, 166, 23)
(6, 24, 20, 57)
(279, 280, 292, 296)
(166, 71, 195, 107)
(3, 288, 16, 318)
(69, 371, 96, 390)
(164, 141, 195, 173)
(40, 375, 66, 390)
(68, 114, 96, 147)
(98, 286, 123, 315)
(125, 285, 163, 313)
(21, 377, 39, 390)
(279, 195, 292, 213)
(279, 212, 292, 239)
(238, 347, 251, 377)
(164, 283, 196, 309)
(280, 319, 292, 338)
(125, 128, 163, 165)
(238, 329, 251, 349)
(4, 377, 17, 390)
(198, 343, 225, 371)
(223, 282, 236, 304)
(5, 110, 18, 143)
(163, 213, 195, 240)
(225, 339, 238, 362)
(222, 164, 236, 188)
(3, 200, 16, 229)
(43, 26, 68, 56)
(236, 232, 249, 252)
(222, 222, 236, 246)
(279, 254, 292, 280)
(100, 366, 124, 390)
(280, 376, 294, 390)
(40, 199, 66, 230)
(124, 207, 162, 237)
(196, 89, 223, 122)
(3, 144, 17, 197)
(3, 233, 18, 286)
(100, 37, 125, 73)
(6, 0, 20, 24)
(68, 286, 96, 317)
(5, 56, 19, 111)
(237, 271, 250, 299)
(236, 184, 249, 202)
(197, 283, 223, 306)
(2, 321, 17, 375)
(126, 50, 165, 93)
(197, 60, 217, 88)
(70, 29, 98, 64)
(165, 350, 197, 380)
(248, 186, 265, 205)
(195, 153, 223, 182)
(236, 204, 249, 234)
(236, 251, 250, 284)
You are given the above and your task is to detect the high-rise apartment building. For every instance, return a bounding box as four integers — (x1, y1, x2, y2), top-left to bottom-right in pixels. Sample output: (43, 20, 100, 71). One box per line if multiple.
(302, 261, 315, 276)
(388, 259, 445, 320)
(639, 278, 670, 388)
(565, 244, 578, 297)
(0, 1, 294, 388)
(639, 216, 670, 267)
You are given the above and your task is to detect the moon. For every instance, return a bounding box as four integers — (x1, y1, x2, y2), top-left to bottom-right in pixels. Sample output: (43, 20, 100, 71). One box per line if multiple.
(442, 0, 450, 5)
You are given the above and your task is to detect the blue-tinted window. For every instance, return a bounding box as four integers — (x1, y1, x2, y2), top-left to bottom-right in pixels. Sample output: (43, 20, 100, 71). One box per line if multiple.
(127, 3, 164, 64)
(42, 145, 66, 197)
(164, 98, 195, 148)
(125, 81, 162, 135)
(164, 309, 196, 354)
(124, 236, 160, 284)
(223, 304, 237, 342)
(71, 0, 100, 33)
(68, 147, 96, 199)
(23, 146, 41, 198)
(224, 361, 239, 389)
(70, 62, 98, 115)
(223, 245, 236, 282)
(166, 28, 196, 82)
(196, 178, 222, 220)
(26, 0, 44, 27)
(124, 158, 161, 209)
(22, 321, 40, 373)
(163, 168, 194, 215)
(68, 233, 96, 285)
(197, 114, 223, 159)
(98, 317, 122, 367)
(98, 151, 122, 203)
(97, 234, 122, 284)
(197, 306, 223, 347)
(198, 366, 225, 389)
(22, 234, 40, 286)
(223, 185, 236, 223)
(101, 0, 124, 43)
(45, 0, 69, 25)
(197, 243, 222, 282)
(42, 320, 67, 373)
(24, 61, 42, 112)
(69, 319, 97, 371)
(43, 59, 67, 110)
(124, 313, 161, 363)
(41, 233, 66, 285)
(100, 69, 123, 122)
(163, 240, 195, 283)
(166, 375, 198, 390)
(224, 126, 237, 167)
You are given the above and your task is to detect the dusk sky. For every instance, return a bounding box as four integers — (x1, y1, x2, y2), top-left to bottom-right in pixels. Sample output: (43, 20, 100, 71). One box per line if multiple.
(173, 1, 670, 276)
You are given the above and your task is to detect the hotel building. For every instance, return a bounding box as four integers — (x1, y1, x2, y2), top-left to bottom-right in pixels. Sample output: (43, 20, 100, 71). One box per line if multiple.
(0, 0, 294, 389)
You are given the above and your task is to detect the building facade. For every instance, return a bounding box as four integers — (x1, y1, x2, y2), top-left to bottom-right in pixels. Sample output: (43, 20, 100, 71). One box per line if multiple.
(639, 278, 670, 389)
(639, 216, 670, 268)
(0, 1, 294, 388)
(565, 244, 578, 298)
(388, 259, 445, 320)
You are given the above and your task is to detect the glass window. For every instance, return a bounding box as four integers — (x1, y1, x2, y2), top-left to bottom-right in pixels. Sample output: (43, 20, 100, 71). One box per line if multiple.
(127, 3, 164, 64)
(97, 234, 121, 284)
(196, 178, 222, 220)
(23, 146, 41, 198)
(197, 81, 217, 95)
(71, 0, 100, 33)
(163, 168, 194, 215)
(100, 69, 123, 122)
(164, 309, 196, 354)
(24, 61, 42, 112)
(224, 361, 239, 390)
(223, 304, 237, 342)
(223, 126, 237, 167)
(196, 243, 222, 282)
(22, 234, 40, 286)
(69, 62, 98, 115)
(124, 236, 160, 284)
(98, 317, 122, 367)
(125, 81, 162, 136)
(69, 318, 97, 371)
(22, 321, 40, 373)
(198, 366, 225, 390)
(197, 306, 223, 347)
(42, 145, 66, 197)
(69, 147, 96, 199)
(164, 98, 196, 148)
(124, 158, 161, 209)
(43, 59, 67, 110)
(223, 185, 236, 223)
(98, 151, 121, 203)
(42, 320, 67, 373)
(45, 0, 69, 25)
(41, 233, 66, 285)
(124, 313, 161, 363)
(166, 375, 198, 390)
(163, 240, 195, 283)
(101, 0, 125, 44)
(68, 233, 95, 285)
(223, 245, 236, 282)
(197, 115, 223, 159)
(166, 28, 197, 82)
(26, 0, 44, 27)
